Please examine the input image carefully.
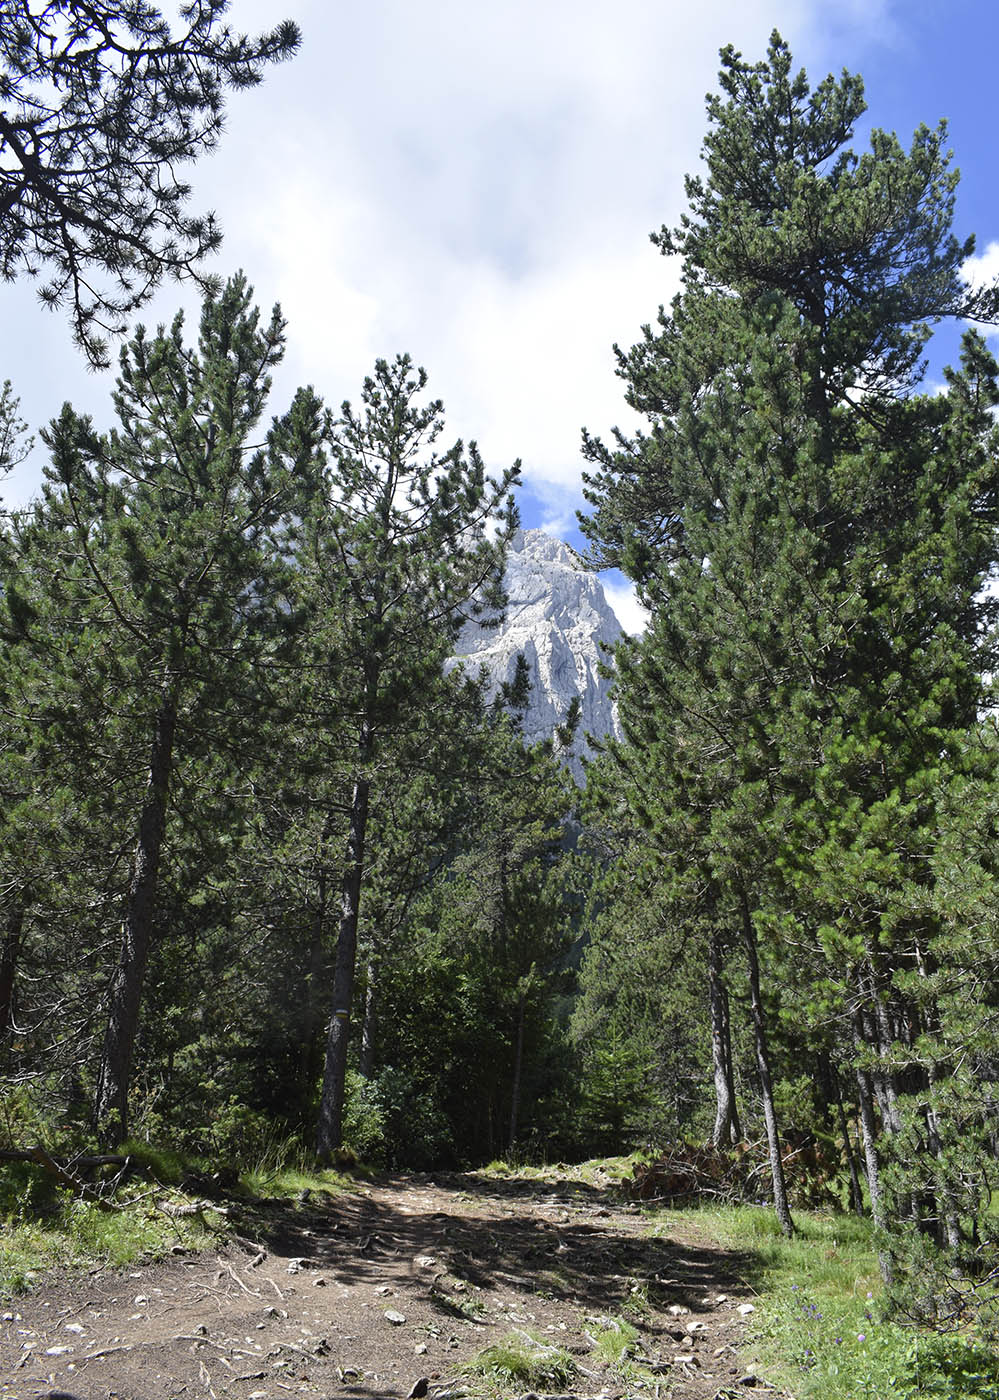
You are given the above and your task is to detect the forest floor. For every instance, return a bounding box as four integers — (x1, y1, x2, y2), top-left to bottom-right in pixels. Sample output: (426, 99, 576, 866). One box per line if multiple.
(0, 1166, 785, 1400)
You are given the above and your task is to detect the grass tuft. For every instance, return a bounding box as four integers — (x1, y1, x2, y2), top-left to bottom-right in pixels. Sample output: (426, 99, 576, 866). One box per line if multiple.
(238, 1161, 354, 1199)
(587, 1313, 639, 1366)
(465, 1330, 577, 1393)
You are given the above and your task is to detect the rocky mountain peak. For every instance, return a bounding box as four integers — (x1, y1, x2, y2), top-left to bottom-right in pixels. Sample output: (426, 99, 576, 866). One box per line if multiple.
(454, 528, 623, 783)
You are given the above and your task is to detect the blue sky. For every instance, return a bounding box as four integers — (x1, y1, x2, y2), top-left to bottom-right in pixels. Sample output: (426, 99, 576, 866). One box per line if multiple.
(4, 1, 999, 632)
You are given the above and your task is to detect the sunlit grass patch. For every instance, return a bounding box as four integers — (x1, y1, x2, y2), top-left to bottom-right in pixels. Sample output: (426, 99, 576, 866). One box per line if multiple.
(0, 1130, 358, 1296)
(475, 1152, 647, 1189)
(756, 1283, 999, 1399)
(585, 1313, 639, 1365)
(238, 1161, 355, 1199)
(648, 1201, 999, 1399)
(0, 1188, 219, 1295)
(464, 1330, 577, 1393)
(235, 1131, 361, 1199)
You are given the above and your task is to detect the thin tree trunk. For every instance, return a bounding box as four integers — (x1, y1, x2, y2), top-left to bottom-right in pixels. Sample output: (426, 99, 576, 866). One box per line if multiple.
(914, 944, 962, 1251)
(739, 889, 793, 1238)
(709, 929, 740, 1147)
(925, 1076, 962, 1252)
(853, 1011, 893, 1286)
(865, 973, 904, 1134)
(299, 873, 329, 1109)
(509, 985, 526, 1155)
(866, 968, 931, 1228)
(93, 685, 177, 1145)
(316, 766, 370, 1160)
(722, 978, 741, 1144)
(358, 955, 378, 1081)
(0, 898, 25, 1036)
(832, 1064, 865, 1218)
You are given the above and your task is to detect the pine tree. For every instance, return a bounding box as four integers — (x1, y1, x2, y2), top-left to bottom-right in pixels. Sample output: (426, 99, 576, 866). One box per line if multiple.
(0, 2, 300, 363)
(2, 484, 156, 1128)
(26, 275, 323, 1143)
(298, 355, 519, 1160)
(366, 714, 579, 1166)
(582, 33, 999, 1269)
(0, 381, 32, 486)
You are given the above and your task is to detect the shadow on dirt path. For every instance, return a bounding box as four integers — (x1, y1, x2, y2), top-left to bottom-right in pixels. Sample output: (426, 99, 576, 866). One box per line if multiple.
(0, 1169, 784, 1400)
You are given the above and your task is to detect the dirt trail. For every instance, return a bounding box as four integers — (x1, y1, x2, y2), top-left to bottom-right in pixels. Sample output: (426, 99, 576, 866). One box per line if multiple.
(1, 1169, 781, 1400)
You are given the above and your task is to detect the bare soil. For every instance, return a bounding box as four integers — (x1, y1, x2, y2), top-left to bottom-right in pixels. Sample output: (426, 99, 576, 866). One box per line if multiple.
(1, 1168, 782, 1400)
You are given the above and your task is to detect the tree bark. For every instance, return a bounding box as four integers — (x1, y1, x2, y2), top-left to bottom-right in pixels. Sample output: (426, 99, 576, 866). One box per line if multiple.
(925, 1072, 962, 1252)
(709, 929, 741, 1147)
(509, 984, 527, 1155)
(739, 889, 793, 1237)
(0, 897, 25, 1037)
(298, 874, 329, 1110)
(831, 1063, 865, 1218)
(315, 763, 370, 1160)
(869, 988, 904, 1135)
(358, 955, 378, 1081)
(93, 685, 177, 1145)
(722, 978, 740, 1143)
(914, 944, 962, 1251)
(853, 1028, 893, 1286)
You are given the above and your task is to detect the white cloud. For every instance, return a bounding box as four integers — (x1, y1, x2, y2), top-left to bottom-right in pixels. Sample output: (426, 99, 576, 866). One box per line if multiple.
(960, 242, 999, 348)
(602, 576, 650, 637)
(2, 0, 902, 512)
(964, 241, 999, 291)
(207, 0, 883, 507)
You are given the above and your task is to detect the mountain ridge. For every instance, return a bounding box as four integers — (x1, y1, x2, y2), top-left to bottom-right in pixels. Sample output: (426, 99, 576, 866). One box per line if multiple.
(454, 527, 623, 782)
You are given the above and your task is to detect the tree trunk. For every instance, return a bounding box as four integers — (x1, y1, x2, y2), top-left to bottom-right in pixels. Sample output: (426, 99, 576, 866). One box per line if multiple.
(358, 955, 378, 1081)
(914, 944, 962, 1251)
(722, 979, 740, 1143)
(853, 1011, 893, 1285)
(0, 898, 25, 1037)
(93, 685, 177, 1145)
(864, 967, 931, 1228)
(298, 874, 329, 1111)
(509, 985, 527, 1155)
(925, 1073, 962, 1252)
(831, 1064, 865, 1218)
(739, 889, 793, 1237)
(858, 964, 906, 1135)
(315, 766, 370, 1160)
(709, 929, 741, 1147)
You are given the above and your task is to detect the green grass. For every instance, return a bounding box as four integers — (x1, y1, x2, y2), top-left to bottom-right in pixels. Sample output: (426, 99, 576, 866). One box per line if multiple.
(238, 1161, 356, 1198)
(649, 1203, 999, 1400)
(0, 1136, 355, 1296)
(0, 1188, 221, 1294)
(234, 1128, 368, 1198)
(464, 1330, 577, 1394)
(587, 1314, 640, 1366)
(477, 1151, 647, 1187)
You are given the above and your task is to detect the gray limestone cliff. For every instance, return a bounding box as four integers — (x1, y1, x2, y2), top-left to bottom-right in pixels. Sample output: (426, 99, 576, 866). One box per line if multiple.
(454, 528, 623, 783)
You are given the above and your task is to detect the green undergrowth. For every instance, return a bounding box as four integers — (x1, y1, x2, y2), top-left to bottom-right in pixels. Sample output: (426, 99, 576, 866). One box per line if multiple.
(585, 1313, 650, 1387)
(237, 1156, 362, 1199)
(464, 1330, 577, 1395)
(0, 1137, 355, 1295)
(478, 1151, 646, 1187)
(588, 1314, 639, 1365)
(652, 1203, 999, 1399)
(0, 1187, 221, 1294)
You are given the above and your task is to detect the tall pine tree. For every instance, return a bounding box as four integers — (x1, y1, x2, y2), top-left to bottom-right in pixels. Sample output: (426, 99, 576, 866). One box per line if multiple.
(583, 34, 999, 1273)
(298, 355, 519, 1159)
(31, 275, 323, 1143)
